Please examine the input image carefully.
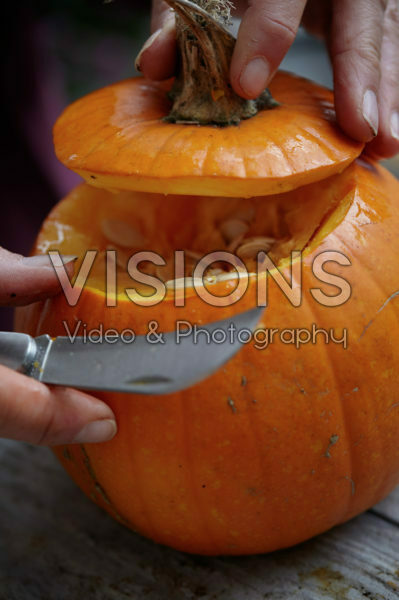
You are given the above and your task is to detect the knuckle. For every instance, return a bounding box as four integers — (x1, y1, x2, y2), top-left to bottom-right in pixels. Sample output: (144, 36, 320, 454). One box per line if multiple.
(260, 13, 297, 45)
(382, 65, 398, 90)
(32, 385, 55, 445)
(334, 41, 381, 73)
(384, 0, 399, 25)
(36, 409, 56, 446)
(247, 1, 298, 47)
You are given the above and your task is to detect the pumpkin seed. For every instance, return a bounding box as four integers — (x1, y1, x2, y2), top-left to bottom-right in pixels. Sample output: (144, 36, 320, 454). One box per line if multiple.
(204, 267, 224, 284)
(227, 233, 245, 253)
(213, 271, 246, 282)
(233, 205, 255, 223)
(220, 218, 249, 243)
(166, 277, 204, 289)
(101, 219, 146, 248)
(236, 236, 275, 259)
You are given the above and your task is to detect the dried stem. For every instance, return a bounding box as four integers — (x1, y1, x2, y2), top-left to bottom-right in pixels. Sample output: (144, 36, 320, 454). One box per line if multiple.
(164, 0, 278, 126)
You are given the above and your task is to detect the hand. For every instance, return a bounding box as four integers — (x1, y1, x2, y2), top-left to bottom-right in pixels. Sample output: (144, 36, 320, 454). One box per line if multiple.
(138, 0, 399, 159)
(0, 248, 117, 446)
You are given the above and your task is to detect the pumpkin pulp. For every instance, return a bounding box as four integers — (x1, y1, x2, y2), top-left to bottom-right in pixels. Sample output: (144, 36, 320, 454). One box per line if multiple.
(30, 165, 355, 303)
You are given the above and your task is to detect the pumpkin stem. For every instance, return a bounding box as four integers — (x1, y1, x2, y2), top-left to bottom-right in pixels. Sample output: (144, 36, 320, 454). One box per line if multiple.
(163, 0, 278, 126)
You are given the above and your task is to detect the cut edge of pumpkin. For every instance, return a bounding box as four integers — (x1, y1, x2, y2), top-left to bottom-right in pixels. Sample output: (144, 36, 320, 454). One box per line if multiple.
(76, 156, 356, 198)
(79, 184, 355, 307)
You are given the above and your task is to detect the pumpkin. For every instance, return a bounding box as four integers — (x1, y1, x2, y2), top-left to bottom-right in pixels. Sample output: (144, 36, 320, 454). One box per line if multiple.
(15, 0, 399, 556)
(53, 72, 363, 197)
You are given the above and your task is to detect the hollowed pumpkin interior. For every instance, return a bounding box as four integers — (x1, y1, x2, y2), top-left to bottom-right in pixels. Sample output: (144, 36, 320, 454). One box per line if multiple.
(36, 167, 353, 301)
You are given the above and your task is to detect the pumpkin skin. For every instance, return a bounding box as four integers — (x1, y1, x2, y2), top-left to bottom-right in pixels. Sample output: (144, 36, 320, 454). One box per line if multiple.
(15, 157, 399, 555)
(53, 72, 364, 198)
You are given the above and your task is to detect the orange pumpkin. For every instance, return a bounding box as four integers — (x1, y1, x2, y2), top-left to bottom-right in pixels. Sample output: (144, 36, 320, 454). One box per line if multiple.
(16, 157, 399, 555)
(15, 0, 399, 556)
(53, 72, 363, 197)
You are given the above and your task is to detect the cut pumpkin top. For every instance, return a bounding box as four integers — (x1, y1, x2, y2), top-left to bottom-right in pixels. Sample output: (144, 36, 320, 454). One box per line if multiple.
(53, 71, 364, 197)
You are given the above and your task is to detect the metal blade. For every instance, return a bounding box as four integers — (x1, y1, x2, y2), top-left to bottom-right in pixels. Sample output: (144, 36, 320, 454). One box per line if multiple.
(37, 307, 264, 395)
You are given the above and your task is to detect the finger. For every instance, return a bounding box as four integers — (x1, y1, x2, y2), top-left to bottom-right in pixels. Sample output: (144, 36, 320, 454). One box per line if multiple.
(365, 0, 399, 158)
(230, 0, 307, 99)
(0, 366, 117, 446)
(331, 0, 386, 142)
(135, 0, 177, 80)
(0, 248, 76, 307)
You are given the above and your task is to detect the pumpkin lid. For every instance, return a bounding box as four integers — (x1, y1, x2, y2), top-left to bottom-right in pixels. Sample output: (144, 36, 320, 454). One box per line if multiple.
(53, 0, 364, 197)
(54, 73, 363, 198)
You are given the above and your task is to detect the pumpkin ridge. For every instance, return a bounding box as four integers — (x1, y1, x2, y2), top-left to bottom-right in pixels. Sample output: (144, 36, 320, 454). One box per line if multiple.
(265, 125, 299, 176)
(199, 126, 246, 180)
(338, 202, 399, 343)
(327, 213, 399, 511)
(126, 402, 162, 539)
(179, 393, 223, 553)
(296, 125, 341, 163)
(54, 73, 364, 196)
(359, 290, 399, 341)
(241, 364, 283, 548)
(147, 123, 200, 177)
(79, 124, 126, 165)
(109, 396, 159, 538)
(229, 124, 249, 179)
(79, 444, 131, 527)
(304, 277, 356, 524)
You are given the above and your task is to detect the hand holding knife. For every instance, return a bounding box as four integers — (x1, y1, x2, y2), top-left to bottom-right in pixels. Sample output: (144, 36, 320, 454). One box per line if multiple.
(0, 248, 263, 446)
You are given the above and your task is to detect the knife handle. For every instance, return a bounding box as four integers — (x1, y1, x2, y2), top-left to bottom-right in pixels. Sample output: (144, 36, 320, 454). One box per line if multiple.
(0, 332, 38, 373)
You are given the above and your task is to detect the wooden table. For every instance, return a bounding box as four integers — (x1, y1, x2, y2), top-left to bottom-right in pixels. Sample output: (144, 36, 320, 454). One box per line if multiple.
(1, 440, 398, 599)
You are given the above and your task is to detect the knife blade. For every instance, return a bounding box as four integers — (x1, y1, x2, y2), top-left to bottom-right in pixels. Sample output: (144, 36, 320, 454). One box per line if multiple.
(0, 308, 264, 395)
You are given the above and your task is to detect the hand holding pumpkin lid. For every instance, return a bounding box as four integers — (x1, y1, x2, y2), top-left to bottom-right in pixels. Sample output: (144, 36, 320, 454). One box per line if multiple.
(53, 0, 364, 197)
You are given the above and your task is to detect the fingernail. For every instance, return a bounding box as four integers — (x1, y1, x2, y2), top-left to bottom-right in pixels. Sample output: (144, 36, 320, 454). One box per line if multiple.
(21, 255, 77, 268)
(72, 419, 117, 444)
(362, 90, 379, 137)
(57, 255, 78, 267)
(135, 18, 175, 72)
(240, 57, 270, 98)
(135, 29, 162, 71)
(390, 111, 399, 141)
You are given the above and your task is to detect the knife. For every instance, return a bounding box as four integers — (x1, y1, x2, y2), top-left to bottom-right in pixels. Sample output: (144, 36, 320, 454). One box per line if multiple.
(0, 308, 263, 395)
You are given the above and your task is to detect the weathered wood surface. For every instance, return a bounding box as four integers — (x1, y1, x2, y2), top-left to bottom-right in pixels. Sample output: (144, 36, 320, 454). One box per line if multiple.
(0, 441, 398, 600)
(374, 492, 399, 524)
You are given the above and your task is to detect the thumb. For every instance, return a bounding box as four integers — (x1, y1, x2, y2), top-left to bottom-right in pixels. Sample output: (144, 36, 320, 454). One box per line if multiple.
(0, 365, 117, 446)
(150, 0, 174, 32)
(0, 247, 76, 307)
(135, 0, 177, 80)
